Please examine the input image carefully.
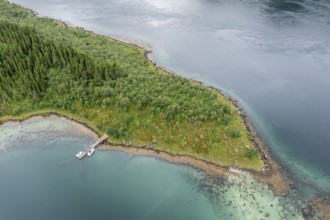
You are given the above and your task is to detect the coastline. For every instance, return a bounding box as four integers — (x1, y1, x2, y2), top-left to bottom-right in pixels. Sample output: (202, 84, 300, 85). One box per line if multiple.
(2, 1, 330, 219)
(53, 14, 292, 195)
(0, 113, 289, 196)
(1, 1, 290, 196)
(305, 196, 330, 220)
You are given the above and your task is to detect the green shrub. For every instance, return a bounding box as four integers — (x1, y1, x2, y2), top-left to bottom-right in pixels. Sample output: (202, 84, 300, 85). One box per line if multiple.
(246, 149, 258, 160)
(230, 129, 241, 138)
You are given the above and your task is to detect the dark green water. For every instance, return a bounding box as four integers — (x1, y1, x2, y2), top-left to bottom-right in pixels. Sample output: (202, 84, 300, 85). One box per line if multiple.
(0, 117, 304, 219)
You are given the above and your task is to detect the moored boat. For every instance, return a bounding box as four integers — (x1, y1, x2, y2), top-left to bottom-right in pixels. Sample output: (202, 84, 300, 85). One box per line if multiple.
(75, 151, 84, 159)
(87, 148, 95, 156)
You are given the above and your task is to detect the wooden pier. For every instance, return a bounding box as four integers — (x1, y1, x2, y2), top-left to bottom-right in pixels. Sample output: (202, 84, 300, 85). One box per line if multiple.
(75, 134, 108, 160)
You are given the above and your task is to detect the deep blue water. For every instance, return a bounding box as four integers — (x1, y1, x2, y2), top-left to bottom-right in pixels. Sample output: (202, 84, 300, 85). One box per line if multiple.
(1, 0, 330, 218)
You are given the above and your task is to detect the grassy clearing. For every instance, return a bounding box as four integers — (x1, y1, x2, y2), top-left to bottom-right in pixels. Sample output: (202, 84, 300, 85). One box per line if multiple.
(0, 0, 263, 170)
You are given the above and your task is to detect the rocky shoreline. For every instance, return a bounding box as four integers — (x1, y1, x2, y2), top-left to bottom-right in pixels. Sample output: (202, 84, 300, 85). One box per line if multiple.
(0, 112, 289, 196)
(302, 196, 330, 220)
(2, 1, 329, 218)
(2, 0, 292, 196)
(2, 113, 330, 219)
(1, 1, 292, 197)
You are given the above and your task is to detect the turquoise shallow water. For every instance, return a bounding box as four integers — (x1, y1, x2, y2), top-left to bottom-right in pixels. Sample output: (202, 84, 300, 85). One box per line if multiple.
(9, 0, 330, 197)
(2, 0, 330, 218)
(0, 118, 224, 220)
(0, 117, 305, 220)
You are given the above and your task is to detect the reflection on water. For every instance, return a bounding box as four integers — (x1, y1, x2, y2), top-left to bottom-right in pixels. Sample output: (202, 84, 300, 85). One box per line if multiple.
(5, 0, 330, 215)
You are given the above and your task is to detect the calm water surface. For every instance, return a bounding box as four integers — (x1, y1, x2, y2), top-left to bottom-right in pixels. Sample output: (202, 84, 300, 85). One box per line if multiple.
(9, 0, 330, 194)
(0, 117, 304, 219)
(2, 0, 330, 218)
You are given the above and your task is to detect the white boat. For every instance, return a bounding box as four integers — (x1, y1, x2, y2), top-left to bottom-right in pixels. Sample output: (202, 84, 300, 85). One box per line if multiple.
(75, 151, 84, 159)
(87, 148, 95, 156)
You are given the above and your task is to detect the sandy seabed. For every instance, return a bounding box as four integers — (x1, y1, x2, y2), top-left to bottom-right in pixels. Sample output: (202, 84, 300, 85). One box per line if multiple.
(2, 114, 330, 219)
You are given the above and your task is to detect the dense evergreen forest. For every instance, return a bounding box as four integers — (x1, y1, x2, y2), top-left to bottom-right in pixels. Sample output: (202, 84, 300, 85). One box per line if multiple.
(0, 0, 262, 169)
(0, 22, 230, 125)
(0, 22, 124, 103)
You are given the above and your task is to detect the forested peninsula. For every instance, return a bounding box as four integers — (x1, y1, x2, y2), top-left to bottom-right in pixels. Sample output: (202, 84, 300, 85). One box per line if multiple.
(0, 0, 263, 170)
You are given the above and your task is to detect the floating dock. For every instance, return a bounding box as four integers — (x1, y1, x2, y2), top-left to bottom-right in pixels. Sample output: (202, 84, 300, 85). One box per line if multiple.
(75, 134, 108, 160)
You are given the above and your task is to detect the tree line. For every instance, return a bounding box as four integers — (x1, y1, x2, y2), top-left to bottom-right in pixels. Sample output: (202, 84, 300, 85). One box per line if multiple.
(0, 22, 125, 103)
(0, 0, 262, 167)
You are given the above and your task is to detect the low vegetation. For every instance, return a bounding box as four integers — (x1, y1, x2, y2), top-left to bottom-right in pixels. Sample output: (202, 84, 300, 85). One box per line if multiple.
(0, 0, 263, 169)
